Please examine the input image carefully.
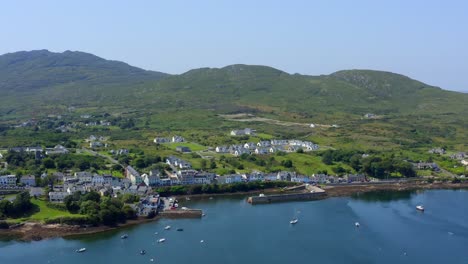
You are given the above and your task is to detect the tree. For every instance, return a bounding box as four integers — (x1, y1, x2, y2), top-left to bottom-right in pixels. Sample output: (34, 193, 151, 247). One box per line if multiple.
(322, 151, 334, 165)
(43, 158, 56, 169)
(123, 205, 137, 219)
(134, 158, 146, 169)
(78, 160, 91, 171)
(282, 159, 293, 168)
(200, 159, 208, 170)
(210, 160, 217, 169)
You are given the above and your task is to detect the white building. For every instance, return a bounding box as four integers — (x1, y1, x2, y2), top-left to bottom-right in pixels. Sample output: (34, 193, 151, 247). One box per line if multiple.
(49, 192, 70, 202)
(0, 175, 17, 186)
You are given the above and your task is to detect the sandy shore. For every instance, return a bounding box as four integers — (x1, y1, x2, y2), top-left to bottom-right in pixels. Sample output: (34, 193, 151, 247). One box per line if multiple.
(2, 181, 467, 241)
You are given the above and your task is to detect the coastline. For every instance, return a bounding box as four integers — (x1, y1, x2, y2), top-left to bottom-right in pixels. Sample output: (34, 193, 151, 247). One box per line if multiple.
(2, 181, 467, 242)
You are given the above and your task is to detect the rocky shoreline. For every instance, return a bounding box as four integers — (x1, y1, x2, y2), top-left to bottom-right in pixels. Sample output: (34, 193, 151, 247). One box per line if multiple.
(1, 181, 467, 241)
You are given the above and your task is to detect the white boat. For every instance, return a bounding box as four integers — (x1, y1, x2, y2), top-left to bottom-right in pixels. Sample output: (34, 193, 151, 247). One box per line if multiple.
(157, 238, 166, 243)
(200, 240, 204, 243)
(76, 248, 86, 253)
(164, 225, 171, 230)
(416, 205, 425, 211)
(355, 222, 360, 227)
(121, 234, 128, 239)
(290, 218, 298, 224)
(202, 213, 206, 217)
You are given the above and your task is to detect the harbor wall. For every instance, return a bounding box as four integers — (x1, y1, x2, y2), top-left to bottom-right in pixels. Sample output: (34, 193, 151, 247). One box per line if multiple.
(247, 191, 326, 204)
(159, 209, 203, 218)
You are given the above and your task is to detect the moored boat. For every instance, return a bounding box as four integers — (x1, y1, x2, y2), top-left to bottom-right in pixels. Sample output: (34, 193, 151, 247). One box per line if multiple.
(121, 234, 128, 239)
(164, 225, 171, 230)
(157, 238, 166, 243)
(416, 205, 425, 211)
(76, 248, 86, 253)
(290, 218, 298, 224)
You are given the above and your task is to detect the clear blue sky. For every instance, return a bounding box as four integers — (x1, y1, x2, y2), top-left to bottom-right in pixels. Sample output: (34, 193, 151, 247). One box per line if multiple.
(1, 0, 467, 91)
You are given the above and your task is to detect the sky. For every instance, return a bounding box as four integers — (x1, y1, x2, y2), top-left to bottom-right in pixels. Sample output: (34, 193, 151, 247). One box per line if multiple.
(1, 0, 468, 91)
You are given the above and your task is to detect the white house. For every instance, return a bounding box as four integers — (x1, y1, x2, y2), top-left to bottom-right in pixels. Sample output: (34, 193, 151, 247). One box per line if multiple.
(215, 146, 229, 153)
(461, 160, 468, 166)
(172, 135, 185, 143)
(0, 175, 17, 186)
(243, 142, 256, 149)
(218, 174, 243, 184)
(142, 173, 161, 186)
(92, 175, 104, 185)
(20, 175, 36, 186)
(49, 191, 70, 202)
(126, 166, 142, 185)
(254, 148, 269, 155)
(234, 148, 250, 156)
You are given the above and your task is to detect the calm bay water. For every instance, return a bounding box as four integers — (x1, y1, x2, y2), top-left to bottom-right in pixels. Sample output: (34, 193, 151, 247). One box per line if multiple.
(1, 189, 468, 264)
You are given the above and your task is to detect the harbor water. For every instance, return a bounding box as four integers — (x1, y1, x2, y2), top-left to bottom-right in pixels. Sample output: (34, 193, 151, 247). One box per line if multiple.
(1, 189, 468, 264)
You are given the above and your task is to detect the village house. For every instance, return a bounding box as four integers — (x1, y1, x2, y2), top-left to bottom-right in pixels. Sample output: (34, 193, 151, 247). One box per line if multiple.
(48, 191, 70, 202)
(0, 175, 17, 187)
(154, 137, 170, 144)
(176, 146, 191, 153)
(428, 148, 446, 154)
(45, 145, 69, 155)
(230, 128, 255, 136)
(247, 171, 265, 181)
(264, 173, 278, 181)
(291, 174, 311, 183)
(243, 142, 256, 149)
(26, 146, 44, 153)
(172, 135, 185, 143)
(450, 152, 466, 160)
(277, 171, 296, 181)
(414, 162, 439, 170)
(234, 148, 250, 156)
(347, 174, 366, 182)
(142, 171, 162, 186)
(75, 171, 93, 183)
(90, 141, 104, 148)
(20, 175, 36, 186)
(461, 160, 468, 166)
(215, 146, 229, 153)
(255, 147, 269, 155)
(177, 170, 198, 185)
(91, 175, 104, 185)
(218, 174, 243, 184)
(126, 166, 143, 185)
(257, 141, 271, 147)
(194, 172, 216, 184)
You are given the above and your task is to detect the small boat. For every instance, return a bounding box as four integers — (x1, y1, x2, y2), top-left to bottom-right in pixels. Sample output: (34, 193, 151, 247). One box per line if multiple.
(290, 218, 298, 224)
(140, 250, 146, 255)
(157, 238, 166, 243)
(209, 197, 213, 200)
(202, 213, 206, 217)
(176, 228, 184, 231)
(200, 240, 204, 243)
(76, 248, 86, 253)
(120, 234, 128, 239)
(355, 222, 360, 227)
(164, 225, 171, 230)
(154, 232, 158, 235)
(186, 197, 191, 201)
(416, 205, 425, 211)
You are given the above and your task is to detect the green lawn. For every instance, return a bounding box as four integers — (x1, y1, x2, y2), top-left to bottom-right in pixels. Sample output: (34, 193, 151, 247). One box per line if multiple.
(163, 142, 207, 152)
(29, 199, 80, 222)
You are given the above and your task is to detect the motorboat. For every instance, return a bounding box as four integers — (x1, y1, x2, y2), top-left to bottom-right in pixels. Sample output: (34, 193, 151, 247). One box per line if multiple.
(76, 248, 86, 253)
(416, 205, 425, 211)
(157, 238, 166, 243)
(176, 228, 184, 231)
(164, 225, 171, 230)
(140, 250, 146, 255)
(355, 222, 360, 227)
(202, 213, 206, 217)
(200, 240, 204, 243)
(290, 218, 298, 224)
(121, 234, 128, 239)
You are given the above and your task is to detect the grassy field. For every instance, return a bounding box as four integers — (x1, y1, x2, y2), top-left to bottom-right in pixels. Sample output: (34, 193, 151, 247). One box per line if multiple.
(28, 199, 80, 222)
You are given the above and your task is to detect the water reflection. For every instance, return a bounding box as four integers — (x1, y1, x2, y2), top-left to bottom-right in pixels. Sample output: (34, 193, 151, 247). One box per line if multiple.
(351, 190, 418, 202)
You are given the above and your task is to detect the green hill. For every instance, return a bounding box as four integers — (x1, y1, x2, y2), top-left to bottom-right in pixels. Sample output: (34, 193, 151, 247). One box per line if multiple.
(0, 50, 466, 140)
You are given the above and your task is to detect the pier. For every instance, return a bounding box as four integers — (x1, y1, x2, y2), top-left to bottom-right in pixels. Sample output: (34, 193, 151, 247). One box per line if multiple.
(247, 185, 326, 204)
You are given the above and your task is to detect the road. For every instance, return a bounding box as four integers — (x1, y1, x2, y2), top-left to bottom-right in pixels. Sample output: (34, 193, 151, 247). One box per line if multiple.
(80, 148, 122, 167)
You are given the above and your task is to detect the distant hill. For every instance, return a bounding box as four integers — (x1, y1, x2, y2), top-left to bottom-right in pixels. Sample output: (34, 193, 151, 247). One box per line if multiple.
(0, 50, 168, 92)
(0, 50, 466, 120)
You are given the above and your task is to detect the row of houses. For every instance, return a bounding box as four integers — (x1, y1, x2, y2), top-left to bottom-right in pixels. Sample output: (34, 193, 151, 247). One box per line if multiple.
(166, 156, 192, 169)
(8, 145, 69, 155)
(216, 140, 319, 156)
(153, 135, 185, 143)
(0, 175, 36, 187)
(230, 128, 255, 136)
